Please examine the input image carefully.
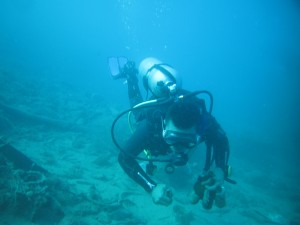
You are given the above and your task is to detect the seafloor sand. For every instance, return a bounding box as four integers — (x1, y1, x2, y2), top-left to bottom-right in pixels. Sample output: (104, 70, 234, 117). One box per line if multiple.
(0, 71, 299, 225)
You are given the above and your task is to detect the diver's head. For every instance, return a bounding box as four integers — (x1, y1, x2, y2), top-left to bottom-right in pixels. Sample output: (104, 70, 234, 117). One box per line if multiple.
(162, 100, 201, 154)
(138, 57, 182, 98)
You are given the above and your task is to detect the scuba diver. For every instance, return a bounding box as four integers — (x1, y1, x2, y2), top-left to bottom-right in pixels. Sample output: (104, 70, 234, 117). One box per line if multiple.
(108, 57, 233, 209)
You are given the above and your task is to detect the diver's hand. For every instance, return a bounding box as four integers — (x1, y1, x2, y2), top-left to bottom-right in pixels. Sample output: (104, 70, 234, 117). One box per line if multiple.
(202, 168, 226, 209)
(191, 168, 225, 209)
(151, 184, 173, 206)
(122, 61, 138, 82)
(203, 167, 224, 191)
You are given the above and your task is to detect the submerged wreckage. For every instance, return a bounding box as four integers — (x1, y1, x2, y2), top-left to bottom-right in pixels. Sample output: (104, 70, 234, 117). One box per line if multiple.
(0, 141, 65, 224)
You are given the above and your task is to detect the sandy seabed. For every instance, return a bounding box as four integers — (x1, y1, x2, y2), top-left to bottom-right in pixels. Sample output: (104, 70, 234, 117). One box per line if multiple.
(0, 71, 299, 225)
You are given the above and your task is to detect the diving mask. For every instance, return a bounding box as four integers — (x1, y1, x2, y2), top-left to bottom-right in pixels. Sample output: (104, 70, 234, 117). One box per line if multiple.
(162, 129, 200, 149)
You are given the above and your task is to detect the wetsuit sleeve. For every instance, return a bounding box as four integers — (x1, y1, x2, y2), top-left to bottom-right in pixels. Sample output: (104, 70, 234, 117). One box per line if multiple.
(212, 126, 230, 172)
(118, 120, 157, 192)
(122, 61, 142, 107)
(124, 61, 144, 121)
(204, 117, 230, 174)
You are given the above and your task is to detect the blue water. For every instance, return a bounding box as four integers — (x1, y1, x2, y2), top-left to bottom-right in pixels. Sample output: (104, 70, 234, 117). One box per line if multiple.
(0, 0, 299, 224)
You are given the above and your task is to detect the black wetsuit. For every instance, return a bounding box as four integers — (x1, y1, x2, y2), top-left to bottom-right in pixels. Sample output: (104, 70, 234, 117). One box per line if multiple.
(118, 71, 230, 193)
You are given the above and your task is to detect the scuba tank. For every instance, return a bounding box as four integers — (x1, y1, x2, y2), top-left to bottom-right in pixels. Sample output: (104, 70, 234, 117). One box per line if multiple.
(138, 57, 181, 98)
